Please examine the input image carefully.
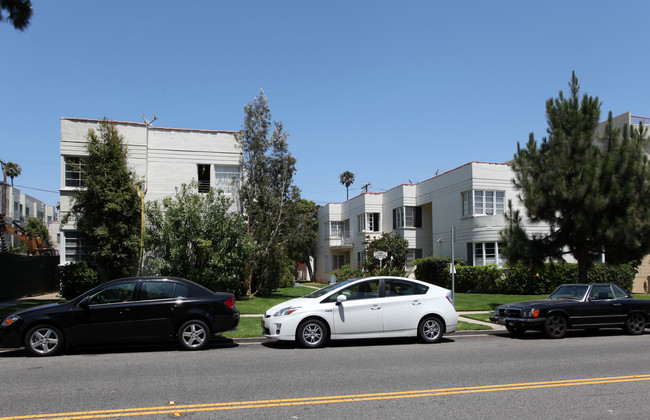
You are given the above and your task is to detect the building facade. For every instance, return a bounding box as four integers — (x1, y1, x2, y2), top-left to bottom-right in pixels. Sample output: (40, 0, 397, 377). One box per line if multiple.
(59, 118, 241, 264)
(1, 183, 58, 249)
(315, 162, 546, 282)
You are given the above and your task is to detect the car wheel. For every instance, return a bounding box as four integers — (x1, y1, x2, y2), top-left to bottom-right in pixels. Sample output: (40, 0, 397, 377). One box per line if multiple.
(505, 324, 527, 337)
(418, 316, 443, 343)
(624, 313, 646, 335)
(543, 314, 567, 339)
(25, 325, 64, 357)
(178, 320, 210, 350)
(297, 319, 327, 348)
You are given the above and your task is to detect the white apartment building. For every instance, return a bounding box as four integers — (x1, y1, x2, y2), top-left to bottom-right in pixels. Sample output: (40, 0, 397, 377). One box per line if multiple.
(1, 184, 58, 249)
(315, 161, 542, 282)
(59, 117, 241, 264)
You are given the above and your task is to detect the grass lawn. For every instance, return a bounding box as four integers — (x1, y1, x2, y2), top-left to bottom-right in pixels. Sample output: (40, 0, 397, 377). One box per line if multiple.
(0, 300, 62, 319)
(453, 293, 545, 311)
(461, 313, 493, 323)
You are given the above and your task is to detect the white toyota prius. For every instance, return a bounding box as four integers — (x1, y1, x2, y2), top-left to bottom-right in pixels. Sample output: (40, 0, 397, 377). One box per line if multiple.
(263, 276, 458, 348)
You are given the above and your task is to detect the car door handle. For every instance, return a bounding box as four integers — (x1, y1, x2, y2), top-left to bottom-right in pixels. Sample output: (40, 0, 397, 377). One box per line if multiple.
(371, 306, 381, 310)
(411, 301, 421, 306)
(613, 303, 622, 307)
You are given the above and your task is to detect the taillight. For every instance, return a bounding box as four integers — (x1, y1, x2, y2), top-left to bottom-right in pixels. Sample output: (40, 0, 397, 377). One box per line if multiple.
(224, 297, 235, 308)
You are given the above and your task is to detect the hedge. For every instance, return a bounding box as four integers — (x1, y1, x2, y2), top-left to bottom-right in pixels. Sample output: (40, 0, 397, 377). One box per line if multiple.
(413, 257, 636, 295)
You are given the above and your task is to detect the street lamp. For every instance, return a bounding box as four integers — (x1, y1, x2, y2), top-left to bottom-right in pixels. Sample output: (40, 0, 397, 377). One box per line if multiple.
(138, 114, 156, 276)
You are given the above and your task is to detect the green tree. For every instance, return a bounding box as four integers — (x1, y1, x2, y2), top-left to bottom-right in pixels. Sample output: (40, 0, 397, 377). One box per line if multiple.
(1, 0, 32, 31)
(24, 216, 52, 248)
(5, 161, 21, 187)
(361, 232, 409, 275)
(502, 73, 650, 282)
(285, 198, 319, 281)
(62, 120, 141, 282)
(237, 90, 299, 296)
(339, 171, 355, 200)
(145, 182, 254, 296)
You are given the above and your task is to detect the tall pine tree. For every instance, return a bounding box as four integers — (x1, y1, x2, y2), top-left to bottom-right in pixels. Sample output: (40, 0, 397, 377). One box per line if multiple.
(237, 90, 299, 296)
(502, 73, 650, 282)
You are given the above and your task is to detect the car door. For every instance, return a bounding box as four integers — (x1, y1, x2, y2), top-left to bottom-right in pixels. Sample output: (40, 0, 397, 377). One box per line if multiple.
(582, 285, 625, 325)
(331, 279, 383, 336)
(130, 280, 189, 339)
(381, 279, 425, 334)
(74, 281, 138, 343)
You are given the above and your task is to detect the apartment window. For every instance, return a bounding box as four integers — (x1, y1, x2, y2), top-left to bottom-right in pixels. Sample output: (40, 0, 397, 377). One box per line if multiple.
(214, 165, 240, 194)
(64, 157, 85, 187)
(394, 207, 422, 229)
(470, 242, 503, 266)
(197, 164, 211, 193)
(332, 254, 345, 271)
(64, 231, 92, 263)
(358, 213, 380, 233)
(329, 220, 349, 239)
(406, 248, 423, 267)
(462, 190, 505, 217)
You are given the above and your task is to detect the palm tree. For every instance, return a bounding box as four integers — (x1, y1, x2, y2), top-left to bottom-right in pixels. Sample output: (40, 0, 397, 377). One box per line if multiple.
(5, 162, 21, 187)
(339, 171, 355, 200)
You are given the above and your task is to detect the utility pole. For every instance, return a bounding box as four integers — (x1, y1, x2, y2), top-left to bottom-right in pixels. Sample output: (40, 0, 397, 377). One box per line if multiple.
(137, 114, 157, 276)
(1, 160, 7, 216)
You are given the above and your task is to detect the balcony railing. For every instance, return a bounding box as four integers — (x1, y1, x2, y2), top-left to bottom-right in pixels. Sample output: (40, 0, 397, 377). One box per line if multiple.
(631, 116, 650, 125)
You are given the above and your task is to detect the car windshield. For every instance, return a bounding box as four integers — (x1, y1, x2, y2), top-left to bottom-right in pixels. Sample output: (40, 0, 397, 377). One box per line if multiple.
(305, 279, 359, 298)
(547, 285, 589, 300)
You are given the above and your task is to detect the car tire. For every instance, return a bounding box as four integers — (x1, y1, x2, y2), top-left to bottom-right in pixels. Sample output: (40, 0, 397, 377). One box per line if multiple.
(177, 320, 210, 350)
(297, 319, 327, 348)
(25, 325, 64, 357)
(505, 324, 527, 337)
(418, 316, 444, 343)
(543, 314, 567, 339)
(624, 313, 646, 335)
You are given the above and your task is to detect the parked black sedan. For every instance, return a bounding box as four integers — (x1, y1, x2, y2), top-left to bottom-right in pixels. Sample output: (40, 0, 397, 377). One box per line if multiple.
(490, 283, 650, 339)
(0, 277, 239, 356)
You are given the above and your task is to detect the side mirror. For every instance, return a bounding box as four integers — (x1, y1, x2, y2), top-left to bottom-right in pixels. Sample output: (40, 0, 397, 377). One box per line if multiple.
(336, 294, 347, 305)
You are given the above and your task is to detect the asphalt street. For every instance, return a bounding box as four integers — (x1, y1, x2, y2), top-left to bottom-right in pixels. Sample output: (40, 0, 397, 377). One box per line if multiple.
(2, 328, 650, 419)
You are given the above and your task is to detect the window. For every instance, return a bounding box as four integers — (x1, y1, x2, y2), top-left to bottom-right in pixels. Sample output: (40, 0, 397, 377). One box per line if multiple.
(140, 281, 188, 300)
(214, 165, 241, 194)
(332, 254, 345, 271)
(64, 157, 85, 187)
(88, 282, 136, 305)
(64, 231, 92, 263)
(358, 213, 380, 232)
(197, 164, 210, 193)
(393, 206, 422, 229)
(326, 280, 380, 301)
(329, 220, 349, 239)
(385, 279, 428, 296)
(406, 248, 423, 267)
(462, 190, 505, 217)
(471, 242, 503, 266)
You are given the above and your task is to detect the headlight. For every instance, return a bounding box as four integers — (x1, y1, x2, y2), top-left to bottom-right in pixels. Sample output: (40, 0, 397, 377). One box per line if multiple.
(1, 314, 21, 327)
(522, 309, 540, 318)
(273, 306, 300, 317)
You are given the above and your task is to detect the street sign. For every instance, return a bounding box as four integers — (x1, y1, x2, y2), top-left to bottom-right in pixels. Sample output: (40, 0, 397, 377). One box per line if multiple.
(373, 251, 388, 260)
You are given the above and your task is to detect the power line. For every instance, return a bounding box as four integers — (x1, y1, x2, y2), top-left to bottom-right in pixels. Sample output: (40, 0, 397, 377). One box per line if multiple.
(13, 184, 59, 194)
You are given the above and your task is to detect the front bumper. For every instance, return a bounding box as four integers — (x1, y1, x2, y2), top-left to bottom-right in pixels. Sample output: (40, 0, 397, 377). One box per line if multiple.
(490, 315, 546, 328)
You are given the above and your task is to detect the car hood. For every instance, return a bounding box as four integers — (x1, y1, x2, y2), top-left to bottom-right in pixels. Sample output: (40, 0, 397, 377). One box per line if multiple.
(9, 301, 70, 318)
(265, 297, 317, 315)
(499, 299, 579, 309)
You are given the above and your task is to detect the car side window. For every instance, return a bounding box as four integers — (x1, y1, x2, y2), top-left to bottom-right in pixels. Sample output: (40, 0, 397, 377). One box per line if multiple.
(590, 286, 613, 300)
(140, 281, 176, 300)
(612, 285, 628, 299)
(385, 280, 416, 296)
(175, 284, 188, 298)
(88, 282, 136, 305)
(332, 280, 380, 301)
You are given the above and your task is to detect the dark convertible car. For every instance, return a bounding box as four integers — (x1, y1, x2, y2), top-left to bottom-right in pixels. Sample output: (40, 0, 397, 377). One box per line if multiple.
(0, 277, 240, 356)
(490, 283, 650, 339)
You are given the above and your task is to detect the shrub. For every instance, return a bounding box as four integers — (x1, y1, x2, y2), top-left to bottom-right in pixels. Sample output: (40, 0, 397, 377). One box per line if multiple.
(331, 265, 364, 282)
(57, 263, 100, 300)
(413, 257, 465, 288)
(587, 263, 635, 291)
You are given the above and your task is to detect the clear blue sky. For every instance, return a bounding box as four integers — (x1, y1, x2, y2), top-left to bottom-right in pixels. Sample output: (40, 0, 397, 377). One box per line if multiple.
(2, 1, 649, 207)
